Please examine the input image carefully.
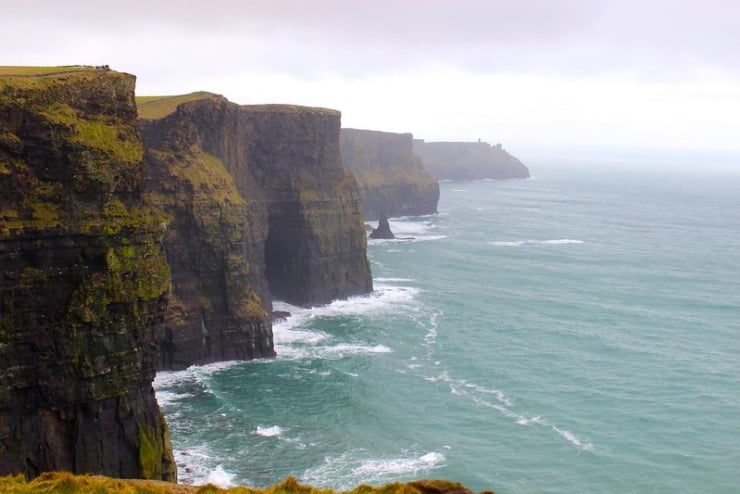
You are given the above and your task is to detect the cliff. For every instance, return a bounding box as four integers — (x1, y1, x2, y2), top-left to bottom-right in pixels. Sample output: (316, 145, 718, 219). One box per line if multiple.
(0, 67, 175, 480)
(139, 93, 274, 370)
(340, 129, 439, 220)
(413, 140, 530, 180)
(139, 94, 372, 366)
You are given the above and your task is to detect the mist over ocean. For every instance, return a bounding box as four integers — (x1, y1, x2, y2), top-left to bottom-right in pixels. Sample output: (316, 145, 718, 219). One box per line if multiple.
(154, 163, 740, 494)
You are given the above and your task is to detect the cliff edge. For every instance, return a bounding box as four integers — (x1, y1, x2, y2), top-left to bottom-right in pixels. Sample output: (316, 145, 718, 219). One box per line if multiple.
(0, 67, 175, 480)
(413, 140, 529, 180)
(138, 94, 372, 368)
(341, 129, 439, 220)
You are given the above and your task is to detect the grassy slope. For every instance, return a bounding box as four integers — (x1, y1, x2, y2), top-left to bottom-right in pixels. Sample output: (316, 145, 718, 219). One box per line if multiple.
(0, 65, 97, 76)
(136, 92, 222, 119)
(0, 473, 490, 494)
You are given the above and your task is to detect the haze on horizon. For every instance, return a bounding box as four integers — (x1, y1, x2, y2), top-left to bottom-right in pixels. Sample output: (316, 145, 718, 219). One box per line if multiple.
(3, 0, 740, 166)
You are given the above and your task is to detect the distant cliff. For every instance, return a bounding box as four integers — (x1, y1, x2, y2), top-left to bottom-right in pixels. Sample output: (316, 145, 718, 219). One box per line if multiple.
(413, 140, 530, 180)
(341, 129, 439, 220)
(139, 94, 372, 368)
(0, 68, 175, 480)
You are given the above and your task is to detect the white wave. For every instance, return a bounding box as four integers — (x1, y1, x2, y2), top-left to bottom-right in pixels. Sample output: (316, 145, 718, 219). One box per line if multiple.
(542, 239, 584, 244)
(207, 465, 236, 488)
(301, 450, 445, 488)
(517, 415, 544, 426)
(273, 327, 328, 346)
(173, 446, 214, 485)
(376, 218, 445, 243)
(255, 425, 285, 437)
(552, 426, 594, 451)
(352, 451, 446, 476)
(274, 282, 419, 326)
(155, 390, 194, 408)
(154, 360, 243, 389)
(375, 277, 414, 282)
(488, 238, 584, 247)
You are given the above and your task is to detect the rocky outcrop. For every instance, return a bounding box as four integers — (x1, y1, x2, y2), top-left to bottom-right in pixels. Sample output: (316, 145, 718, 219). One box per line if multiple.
(0, 68, 175, 480)
(413, 139, 530, 180)
(340, 129, 439, 220)
(369, 214, 395, 239)
(139, 95, 372, 366)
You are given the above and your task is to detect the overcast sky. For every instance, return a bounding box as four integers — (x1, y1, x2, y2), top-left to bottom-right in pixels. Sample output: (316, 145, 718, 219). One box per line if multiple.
(3, 0, 740, 162)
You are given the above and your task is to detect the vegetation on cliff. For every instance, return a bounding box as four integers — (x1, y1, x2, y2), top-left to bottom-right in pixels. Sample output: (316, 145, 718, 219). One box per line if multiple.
(0, 67, 175, 481)
(0, 473, 492, 494)
(140, 94, 372, 309)
(140, 93, 274, 369)
(413, 140, 529, 180)
(340, 129, 439, 220)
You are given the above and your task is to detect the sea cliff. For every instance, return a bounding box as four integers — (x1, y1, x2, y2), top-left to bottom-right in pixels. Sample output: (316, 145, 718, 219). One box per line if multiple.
(139, 95, 372, 371)
(0, 67, 175, 480)
(341, 129, 439, 220)
(413, 140, 529, 180)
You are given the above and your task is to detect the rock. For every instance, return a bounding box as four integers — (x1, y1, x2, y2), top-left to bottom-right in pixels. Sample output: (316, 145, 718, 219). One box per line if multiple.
(369, 214, 396, 239)
(138, 94, 373, 367)
(139, 93, 275, 370)
(271, 311, 291, 322)
(340, 128, 439, 220)
(413, 139, 530, 180)
(0, 67, 175, 480)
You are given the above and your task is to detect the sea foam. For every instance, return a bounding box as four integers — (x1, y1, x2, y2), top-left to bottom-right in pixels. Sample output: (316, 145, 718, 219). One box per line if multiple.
(488, 239, 584, 247)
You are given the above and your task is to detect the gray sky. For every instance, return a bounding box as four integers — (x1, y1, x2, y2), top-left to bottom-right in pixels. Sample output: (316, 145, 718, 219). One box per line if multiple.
(4, 0, 740, 160)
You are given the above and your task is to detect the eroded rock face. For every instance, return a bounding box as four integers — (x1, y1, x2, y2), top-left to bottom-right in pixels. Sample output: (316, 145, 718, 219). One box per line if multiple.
(340, 129, 439, 220)
(140, 96, 275, 370)
(138, 96, 372, 367)
(0, 69, 175, 480)
(413, 140, 530, 180)
(239, 106, 373, 306)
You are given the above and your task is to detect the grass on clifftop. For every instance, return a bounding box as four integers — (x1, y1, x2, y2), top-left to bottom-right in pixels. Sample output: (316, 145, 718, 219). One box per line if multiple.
(136, 92, 222, 119)
(0, 65, 97, 77)
(0, 473, 491, 494)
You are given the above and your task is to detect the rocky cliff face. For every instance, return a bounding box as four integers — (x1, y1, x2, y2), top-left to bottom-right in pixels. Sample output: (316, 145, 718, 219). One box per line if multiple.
(341, 129, 439, 220)
(413, 140, 530, 180)
(139, 94, 275, 370)
(139, 95, 372, 367)
(0, 68, 175, 480)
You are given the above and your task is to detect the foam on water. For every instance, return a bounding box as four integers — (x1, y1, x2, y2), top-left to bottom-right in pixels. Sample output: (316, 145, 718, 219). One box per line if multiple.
(301, 450, 446, 489)
(255, 425, 285, 437)
(488, 238, 585, 247)
(207, 465, 237, 488)
(424, 371, 594, 451)
(552, 426, 594, 451)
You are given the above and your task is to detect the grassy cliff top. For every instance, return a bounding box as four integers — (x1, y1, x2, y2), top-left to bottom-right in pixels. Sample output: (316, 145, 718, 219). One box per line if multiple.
(0, 65, 100, 77)
(242, 104, 340, 116)
(0, 473, 490, 494)
(137, 92, 224, 120)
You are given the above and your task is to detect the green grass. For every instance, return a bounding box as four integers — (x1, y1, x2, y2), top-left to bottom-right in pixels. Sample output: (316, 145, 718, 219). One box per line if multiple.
(136, 92, 221, 119)
(0, 66, 96, 77)
(0, 473, 488, 494)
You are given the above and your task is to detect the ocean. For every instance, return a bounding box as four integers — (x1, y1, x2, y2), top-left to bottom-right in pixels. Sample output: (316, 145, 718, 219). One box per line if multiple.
(154, 163, 740, 494)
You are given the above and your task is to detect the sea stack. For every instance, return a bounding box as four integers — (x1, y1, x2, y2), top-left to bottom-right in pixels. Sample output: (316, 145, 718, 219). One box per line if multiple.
(369, 214, 396, 239)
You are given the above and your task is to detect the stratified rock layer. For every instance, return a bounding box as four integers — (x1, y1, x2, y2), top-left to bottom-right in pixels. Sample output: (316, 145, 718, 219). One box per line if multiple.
(140, 94, 274, 370)
(139, 95, 372, 367)
(0, 68, 175, 480)
(413, 139, 530, 180)
(341, 129, 439, 220)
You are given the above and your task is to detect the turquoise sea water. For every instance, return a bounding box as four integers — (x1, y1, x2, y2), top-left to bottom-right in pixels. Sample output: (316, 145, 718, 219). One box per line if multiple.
(154, 163, 740, 493)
